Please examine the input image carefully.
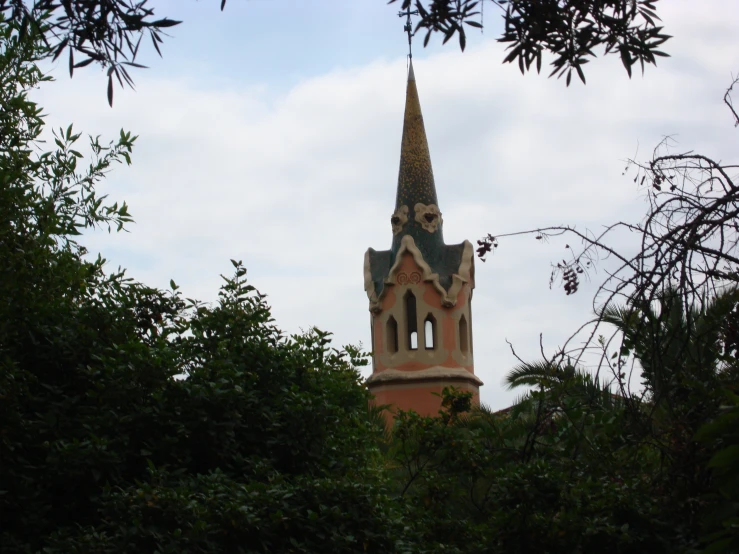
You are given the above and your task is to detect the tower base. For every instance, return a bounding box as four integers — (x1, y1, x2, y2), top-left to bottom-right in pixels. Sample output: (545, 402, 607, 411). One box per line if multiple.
(367, 367, 483, 425)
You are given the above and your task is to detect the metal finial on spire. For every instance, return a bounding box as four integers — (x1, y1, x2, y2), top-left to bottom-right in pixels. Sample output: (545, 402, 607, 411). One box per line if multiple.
(398, 6, 418, 58)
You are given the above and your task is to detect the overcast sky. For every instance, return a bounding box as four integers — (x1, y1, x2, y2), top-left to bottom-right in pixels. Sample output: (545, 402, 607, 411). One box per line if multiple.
(34, 1, 739, 409)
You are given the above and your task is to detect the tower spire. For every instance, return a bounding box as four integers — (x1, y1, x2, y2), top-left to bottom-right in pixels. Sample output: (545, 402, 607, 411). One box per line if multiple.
(362, 58, 482, 424)
(392, 60, 444, 261)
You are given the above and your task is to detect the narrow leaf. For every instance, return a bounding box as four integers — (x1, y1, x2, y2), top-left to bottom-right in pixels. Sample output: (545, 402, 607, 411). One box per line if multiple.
(151, 18, 182, 28)
(575, 63, 586, 84)
(73, 58, 95, 69)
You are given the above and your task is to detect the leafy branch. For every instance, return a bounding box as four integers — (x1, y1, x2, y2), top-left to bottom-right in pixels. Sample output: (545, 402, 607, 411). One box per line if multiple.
(389, 0, 671, 85)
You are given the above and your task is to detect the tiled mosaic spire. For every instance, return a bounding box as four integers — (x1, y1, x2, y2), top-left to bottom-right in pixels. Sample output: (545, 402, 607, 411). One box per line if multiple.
(391, 60, 444, 261)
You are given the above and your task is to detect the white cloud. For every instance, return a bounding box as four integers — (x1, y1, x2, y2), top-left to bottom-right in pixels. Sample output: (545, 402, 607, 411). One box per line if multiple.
(33, 1, 739, 409)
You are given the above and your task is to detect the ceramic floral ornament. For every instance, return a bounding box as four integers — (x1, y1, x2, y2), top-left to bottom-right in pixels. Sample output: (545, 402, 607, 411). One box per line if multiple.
(391, 205, 409, 235)
(414, 202, 442, 233)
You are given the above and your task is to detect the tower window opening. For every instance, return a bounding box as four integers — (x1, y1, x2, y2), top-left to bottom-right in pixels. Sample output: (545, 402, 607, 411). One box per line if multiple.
(459, 314, 469, 354)
(468, 299, 474, 354)
(387, 316, 399, 354)
(424, 314, 436, 349)
(370, 315, 375, 349)
(405, 290, 418, 351)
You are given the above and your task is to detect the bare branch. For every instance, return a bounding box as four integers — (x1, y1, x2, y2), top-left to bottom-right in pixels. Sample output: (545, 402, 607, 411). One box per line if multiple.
(724, 73, 739, 127)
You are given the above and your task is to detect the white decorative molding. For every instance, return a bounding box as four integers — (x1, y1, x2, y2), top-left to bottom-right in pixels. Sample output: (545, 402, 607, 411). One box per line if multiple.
(363, 249, 380, 311)
(445, 240, 475, 307)
(366, 366, 483, 387)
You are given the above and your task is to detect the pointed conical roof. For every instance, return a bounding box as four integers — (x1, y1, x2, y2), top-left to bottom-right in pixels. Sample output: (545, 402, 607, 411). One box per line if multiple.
(395, 62, 438, 211)
(392, 60, 444, 259)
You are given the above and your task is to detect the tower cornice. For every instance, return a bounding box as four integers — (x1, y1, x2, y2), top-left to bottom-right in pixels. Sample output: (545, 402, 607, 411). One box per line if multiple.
(364, 235, 474, 313)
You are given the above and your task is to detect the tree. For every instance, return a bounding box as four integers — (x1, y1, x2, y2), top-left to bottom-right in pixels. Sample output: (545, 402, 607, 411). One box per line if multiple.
(388, 386, 666, 553)
(0, 20, 403, 553)
(385, 288, 739, 552)
(0, 0, 671, 105)
(600, 287, 739, 407)
(469, 77, 739, 552)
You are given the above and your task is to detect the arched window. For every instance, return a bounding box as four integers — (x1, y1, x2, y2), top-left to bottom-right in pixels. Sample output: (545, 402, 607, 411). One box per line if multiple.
(387, 316, 398, 354)
(459, 314, 469, 354)
(370, 315, 375, 350)
(468, 299, 474, 353)
(404, 290, 418, 350)
(424, 314, 436, 349)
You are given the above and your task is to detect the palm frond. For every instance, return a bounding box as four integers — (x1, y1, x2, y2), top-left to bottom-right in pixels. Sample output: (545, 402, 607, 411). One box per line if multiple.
(504, 360, 560, 390)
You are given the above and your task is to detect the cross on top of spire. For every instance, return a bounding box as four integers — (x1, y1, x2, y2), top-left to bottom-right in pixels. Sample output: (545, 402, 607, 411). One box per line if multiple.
(398, 6, 419, 58)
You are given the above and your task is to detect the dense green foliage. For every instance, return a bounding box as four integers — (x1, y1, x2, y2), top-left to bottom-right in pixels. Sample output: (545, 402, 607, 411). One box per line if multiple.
(384, 285, 739, 553)
(0, 22, 400, 553)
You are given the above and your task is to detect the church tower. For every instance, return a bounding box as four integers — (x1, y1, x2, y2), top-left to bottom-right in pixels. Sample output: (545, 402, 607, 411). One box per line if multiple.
(364, 61, 483, 419)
